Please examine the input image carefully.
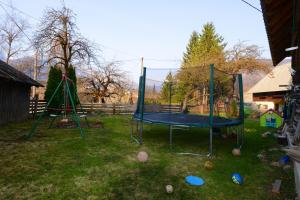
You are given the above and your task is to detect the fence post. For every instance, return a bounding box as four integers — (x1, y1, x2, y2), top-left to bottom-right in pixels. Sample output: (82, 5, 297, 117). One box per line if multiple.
(113, 103, 116, 115)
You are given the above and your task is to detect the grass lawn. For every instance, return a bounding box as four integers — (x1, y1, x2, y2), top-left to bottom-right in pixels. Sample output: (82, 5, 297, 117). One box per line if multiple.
(0, 115, 295, 199)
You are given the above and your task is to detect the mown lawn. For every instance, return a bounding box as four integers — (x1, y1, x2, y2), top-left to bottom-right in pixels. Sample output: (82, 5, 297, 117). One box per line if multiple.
(0, 115, 295, 199)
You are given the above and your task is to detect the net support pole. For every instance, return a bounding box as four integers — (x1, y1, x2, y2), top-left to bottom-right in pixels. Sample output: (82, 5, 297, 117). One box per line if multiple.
(238, 74, 244, 148)
(139, 67, 147, 145)
(169, 82, 172, 113)
(209, 64, 214, 156)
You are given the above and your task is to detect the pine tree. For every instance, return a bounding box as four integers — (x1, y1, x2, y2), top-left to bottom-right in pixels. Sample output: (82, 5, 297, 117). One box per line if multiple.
(44, 66, 63, 110)
(197, 22, 226, 66)
(179, 22, 226, 111)
(66, 65, 79, 105)
(182, 22, 226, 68)
(160, 72, 175, 102)
(182, 31, 200, 67)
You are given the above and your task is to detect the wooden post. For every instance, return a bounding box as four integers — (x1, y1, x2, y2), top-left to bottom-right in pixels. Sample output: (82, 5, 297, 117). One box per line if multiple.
(113, 103, 116, 115)
(272, 179, 281, 194)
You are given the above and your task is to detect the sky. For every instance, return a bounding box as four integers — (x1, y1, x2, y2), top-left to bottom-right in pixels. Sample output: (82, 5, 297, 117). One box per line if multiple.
(0, 0, 269, 81)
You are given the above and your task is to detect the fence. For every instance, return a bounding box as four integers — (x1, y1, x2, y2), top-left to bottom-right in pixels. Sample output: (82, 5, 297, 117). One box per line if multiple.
(29, 100, 228, 117)
(29, 100, 137, 116)
(29, 99, 47, 117)
(28, 100, 190, 117)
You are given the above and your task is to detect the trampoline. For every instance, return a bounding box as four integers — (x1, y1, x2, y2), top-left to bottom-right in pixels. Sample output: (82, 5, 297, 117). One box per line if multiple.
(131, 64, 244, 156)
(134, 112, 241, 127)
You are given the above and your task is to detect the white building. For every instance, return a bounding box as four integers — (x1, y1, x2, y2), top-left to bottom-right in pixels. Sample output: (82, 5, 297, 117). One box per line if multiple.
(245, 62, 292, 112)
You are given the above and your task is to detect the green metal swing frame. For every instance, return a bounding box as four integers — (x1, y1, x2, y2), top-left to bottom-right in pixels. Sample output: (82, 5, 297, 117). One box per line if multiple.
(26, 74, 88, 139)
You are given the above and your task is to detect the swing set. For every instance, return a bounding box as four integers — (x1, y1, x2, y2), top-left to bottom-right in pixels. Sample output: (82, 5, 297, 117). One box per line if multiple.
(26, 73, 88, 139)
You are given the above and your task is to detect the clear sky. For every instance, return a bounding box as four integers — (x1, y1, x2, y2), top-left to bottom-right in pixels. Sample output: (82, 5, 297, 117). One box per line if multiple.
(0, 0, 269, 81)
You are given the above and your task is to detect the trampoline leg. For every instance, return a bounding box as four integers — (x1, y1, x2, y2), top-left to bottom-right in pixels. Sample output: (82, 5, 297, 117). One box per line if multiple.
(139, 121, 143, 145)
(130, 119, 133, 142)
(209, 127, 213, 156)
(169, 125, 173, 149)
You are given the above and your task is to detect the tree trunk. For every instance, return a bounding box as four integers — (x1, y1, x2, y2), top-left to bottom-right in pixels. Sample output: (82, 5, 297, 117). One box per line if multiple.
(181, 95, 189, 113)
(181, 91, 193, 113)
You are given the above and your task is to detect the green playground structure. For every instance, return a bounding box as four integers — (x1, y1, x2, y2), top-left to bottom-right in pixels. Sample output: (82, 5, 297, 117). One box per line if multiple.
(26, 73, 88, 139)
(260, 109, 283, 128)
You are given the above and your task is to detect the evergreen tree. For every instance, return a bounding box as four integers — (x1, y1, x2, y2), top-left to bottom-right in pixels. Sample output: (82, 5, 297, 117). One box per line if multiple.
(182, 22, 226, 68)
(197, 22, 226, 66)
(66, 65, 79, 105)
(44, 66, 63, 110)
(182, 31, 200, 67)
(179, 22, 226, 111)
(161, 72, 175, 102)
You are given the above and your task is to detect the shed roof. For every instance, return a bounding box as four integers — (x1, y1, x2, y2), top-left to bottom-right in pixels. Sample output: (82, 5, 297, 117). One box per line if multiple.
(247, 62, 292, 94)
(260, 0, 295, 66)
(0, 59, 43, 87)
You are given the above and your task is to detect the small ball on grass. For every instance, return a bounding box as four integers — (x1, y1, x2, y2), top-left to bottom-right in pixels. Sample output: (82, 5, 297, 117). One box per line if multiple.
(165, 185, 174, 194)
(232, 148, 241, 156)
(221, 134, 228, 139)
(137, 151, 148, 163)
(204, 161, 214, 170)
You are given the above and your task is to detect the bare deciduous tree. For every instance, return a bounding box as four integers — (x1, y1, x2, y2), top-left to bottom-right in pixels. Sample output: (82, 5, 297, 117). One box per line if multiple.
(224, 41, 271, 74)
(0, 14, 29, 64)
(224, 41, 272, 96)
(34, 6, 97, 73)
(83, 63, 129, 104)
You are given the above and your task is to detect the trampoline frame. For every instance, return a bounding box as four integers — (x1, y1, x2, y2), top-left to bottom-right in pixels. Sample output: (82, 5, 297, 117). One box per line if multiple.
(131, 64, 245, 156)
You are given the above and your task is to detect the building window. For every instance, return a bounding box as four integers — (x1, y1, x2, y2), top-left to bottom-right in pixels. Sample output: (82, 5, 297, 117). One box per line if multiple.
(263, 105, 268, 109)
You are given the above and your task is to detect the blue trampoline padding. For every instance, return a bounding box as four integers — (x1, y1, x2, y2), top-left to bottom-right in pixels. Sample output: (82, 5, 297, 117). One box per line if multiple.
(185, 175, 205, 186)
(133, 112, 242, 127)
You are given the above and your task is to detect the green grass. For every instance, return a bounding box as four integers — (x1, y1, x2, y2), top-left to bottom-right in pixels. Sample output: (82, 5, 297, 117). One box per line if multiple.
(0, 115, 295, 199)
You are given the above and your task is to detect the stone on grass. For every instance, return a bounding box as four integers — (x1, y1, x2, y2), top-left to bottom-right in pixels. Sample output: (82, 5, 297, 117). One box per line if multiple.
(257, 154, 265, 160)
(262, 131, 271, 138)
(270, 161, 281, 167)
(282, 164, 291, 171)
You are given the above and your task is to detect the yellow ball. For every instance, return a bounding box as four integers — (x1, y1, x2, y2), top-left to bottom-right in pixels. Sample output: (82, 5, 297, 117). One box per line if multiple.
(204, 161, 214, 170)
(137, 151, 148, 163)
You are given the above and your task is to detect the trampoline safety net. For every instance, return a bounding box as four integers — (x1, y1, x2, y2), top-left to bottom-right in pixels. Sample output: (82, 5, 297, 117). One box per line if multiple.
(134, 64, 244, 127)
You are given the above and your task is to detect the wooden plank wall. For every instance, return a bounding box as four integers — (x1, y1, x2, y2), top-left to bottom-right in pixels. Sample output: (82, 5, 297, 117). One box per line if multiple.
(0, 80, 31, 125)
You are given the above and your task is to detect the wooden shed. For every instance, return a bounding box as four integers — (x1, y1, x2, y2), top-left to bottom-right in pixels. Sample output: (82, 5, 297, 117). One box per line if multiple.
(0, 59, 43, 125)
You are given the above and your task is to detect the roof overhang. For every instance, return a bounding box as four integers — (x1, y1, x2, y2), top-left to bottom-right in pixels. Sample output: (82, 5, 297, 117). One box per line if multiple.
(260, 0, 298, 66)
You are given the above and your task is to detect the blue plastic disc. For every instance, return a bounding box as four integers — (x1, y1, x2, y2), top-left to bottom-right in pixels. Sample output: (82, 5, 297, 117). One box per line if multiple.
(185, 175, 205, 186)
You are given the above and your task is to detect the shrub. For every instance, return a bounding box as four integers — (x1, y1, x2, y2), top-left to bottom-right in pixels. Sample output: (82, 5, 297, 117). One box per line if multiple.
(44, 66, 62, 110)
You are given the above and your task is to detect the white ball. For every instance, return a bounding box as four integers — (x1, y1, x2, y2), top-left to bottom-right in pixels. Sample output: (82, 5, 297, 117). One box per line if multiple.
(137, 151, 148, 163)
(232, 148, 241, 156)
(165, 185, 173, 193)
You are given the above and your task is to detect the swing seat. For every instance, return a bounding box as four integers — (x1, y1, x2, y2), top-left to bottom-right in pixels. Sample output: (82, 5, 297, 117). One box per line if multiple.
(49, 114, 58, 118)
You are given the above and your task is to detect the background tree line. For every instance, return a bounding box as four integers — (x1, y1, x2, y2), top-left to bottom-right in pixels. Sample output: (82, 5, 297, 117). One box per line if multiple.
(159, 22, 270, 115)
(0, 5, 131, 106)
